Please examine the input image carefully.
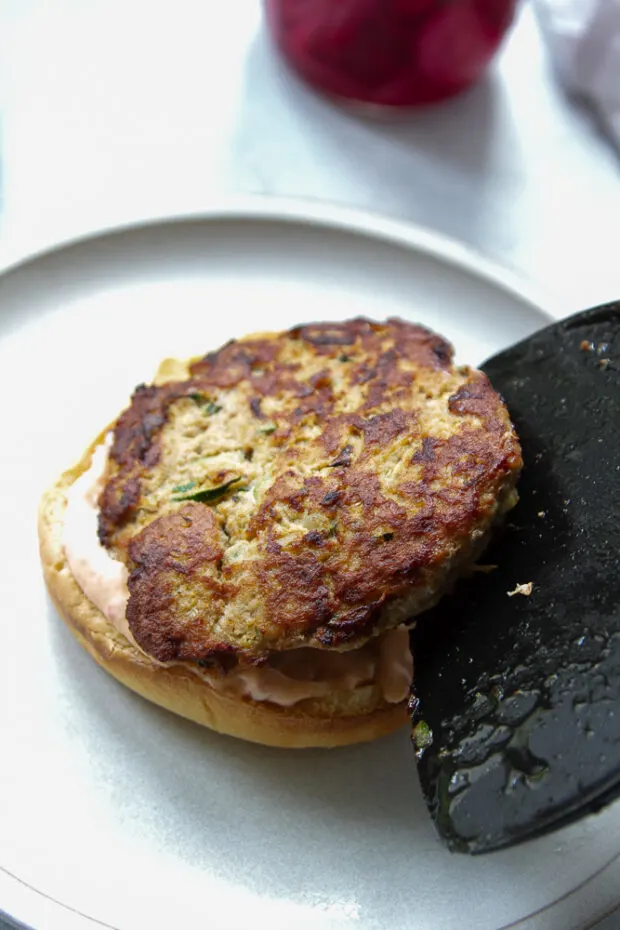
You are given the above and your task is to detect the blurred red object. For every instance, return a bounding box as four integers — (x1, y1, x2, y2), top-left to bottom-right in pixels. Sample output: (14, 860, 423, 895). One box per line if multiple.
(265, 0, 518, 107)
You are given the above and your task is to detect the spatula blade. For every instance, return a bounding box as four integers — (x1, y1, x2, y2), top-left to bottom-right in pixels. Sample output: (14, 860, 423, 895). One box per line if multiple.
(411, 301, 620, 853)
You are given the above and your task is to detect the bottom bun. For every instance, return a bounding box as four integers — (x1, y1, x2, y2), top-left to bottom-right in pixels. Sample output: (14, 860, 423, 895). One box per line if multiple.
(38, 443, 410, 749)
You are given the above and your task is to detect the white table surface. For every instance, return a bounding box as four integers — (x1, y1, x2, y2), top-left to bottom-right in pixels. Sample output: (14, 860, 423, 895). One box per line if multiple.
(0, 2, 619, 929)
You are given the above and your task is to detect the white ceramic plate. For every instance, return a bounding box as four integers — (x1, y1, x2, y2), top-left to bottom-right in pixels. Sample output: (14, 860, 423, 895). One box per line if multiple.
(0, 203, 618, 930)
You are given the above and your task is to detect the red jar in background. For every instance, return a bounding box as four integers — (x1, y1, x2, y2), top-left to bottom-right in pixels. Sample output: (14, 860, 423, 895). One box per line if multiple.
(265, 0, 518, 108)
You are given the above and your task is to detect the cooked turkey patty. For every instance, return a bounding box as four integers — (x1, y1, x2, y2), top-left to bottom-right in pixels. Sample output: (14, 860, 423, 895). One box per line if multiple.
(97, 318, 522, 666)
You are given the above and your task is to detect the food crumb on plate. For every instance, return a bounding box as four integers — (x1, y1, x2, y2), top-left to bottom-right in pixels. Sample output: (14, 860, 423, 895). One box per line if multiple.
(507, 581, 534, 597)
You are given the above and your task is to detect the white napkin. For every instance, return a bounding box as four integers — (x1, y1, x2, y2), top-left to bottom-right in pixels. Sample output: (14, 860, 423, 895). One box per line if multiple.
(533, 0, 620, 149)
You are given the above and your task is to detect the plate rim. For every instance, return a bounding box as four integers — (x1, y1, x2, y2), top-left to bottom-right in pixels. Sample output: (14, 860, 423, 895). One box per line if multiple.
(0, 195, 562, 321)
(2, 199, 602, 930)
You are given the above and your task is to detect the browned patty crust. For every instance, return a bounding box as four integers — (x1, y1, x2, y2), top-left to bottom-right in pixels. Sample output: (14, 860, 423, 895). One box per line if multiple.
(96, 318, 522, 666)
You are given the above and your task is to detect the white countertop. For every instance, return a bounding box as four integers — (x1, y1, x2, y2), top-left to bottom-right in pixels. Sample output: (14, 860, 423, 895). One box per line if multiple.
(0, 0, 618, 315)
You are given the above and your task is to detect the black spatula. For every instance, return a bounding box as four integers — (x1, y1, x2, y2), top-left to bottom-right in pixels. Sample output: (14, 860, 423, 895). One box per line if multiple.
(410, 300, 620, 854)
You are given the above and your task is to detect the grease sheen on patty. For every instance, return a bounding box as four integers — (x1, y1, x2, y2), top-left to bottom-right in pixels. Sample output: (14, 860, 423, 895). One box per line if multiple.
(97, 318, 522, 666)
